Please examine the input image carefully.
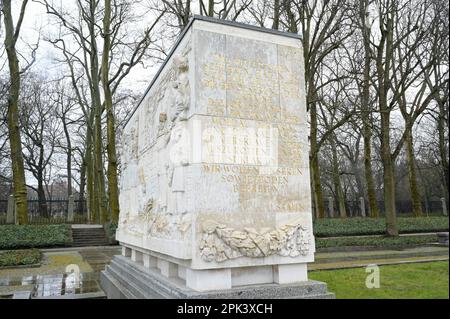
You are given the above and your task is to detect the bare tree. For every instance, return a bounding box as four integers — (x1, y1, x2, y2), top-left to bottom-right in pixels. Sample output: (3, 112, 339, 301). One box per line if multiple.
(1, 0, 30, 224)
(284, 0, 354, 218)
(40, 0, 164, 223)
(20, 74, 61, 217)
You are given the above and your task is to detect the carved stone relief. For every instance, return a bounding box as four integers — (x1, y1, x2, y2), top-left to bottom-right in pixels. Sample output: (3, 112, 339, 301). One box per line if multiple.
(199, 218, 311, 262)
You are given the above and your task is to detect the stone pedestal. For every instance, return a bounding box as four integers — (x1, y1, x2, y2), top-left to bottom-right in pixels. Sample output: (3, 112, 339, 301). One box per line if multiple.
(101, 255, 334, 299)
(101, 15, 333, 299)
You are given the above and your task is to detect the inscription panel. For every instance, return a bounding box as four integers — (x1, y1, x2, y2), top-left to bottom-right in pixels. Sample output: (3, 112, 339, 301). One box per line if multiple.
(192, 28, 312, 267)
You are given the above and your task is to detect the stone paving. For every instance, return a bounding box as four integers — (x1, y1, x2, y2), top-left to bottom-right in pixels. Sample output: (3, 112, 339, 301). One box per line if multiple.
(310, 245, 449, 270)
(0, 244, 448, 298)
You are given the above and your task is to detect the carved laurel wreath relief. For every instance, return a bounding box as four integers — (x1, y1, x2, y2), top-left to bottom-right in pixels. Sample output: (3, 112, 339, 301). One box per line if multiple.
(199, 218, 311, 262)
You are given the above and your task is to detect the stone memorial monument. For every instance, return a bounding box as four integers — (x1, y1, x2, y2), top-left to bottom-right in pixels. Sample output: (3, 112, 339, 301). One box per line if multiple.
(101, 15, 334, 299)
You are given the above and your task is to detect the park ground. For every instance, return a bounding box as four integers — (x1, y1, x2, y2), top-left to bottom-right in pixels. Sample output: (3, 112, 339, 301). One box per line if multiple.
(0, 216, 448, 299)
(310, 261, 449, 299)
(0, 245, 448, 299)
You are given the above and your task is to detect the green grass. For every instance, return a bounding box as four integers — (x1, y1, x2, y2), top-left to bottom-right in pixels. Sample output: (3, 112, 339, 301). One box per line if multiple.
(0, 249, 42, 267)
(316, 234, 438, 249)
(0, 224, 72, 249)
(309, 261, 449, 299)
(314, 217, 449, 237)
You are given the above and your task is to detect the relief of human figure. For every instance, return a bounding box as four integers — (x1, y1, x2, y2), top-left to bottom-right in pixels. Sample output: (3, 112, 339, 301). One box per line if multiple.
(168, 55, 190, 125)
(157, 143, 169, 214)
(167, 124, 189, 215)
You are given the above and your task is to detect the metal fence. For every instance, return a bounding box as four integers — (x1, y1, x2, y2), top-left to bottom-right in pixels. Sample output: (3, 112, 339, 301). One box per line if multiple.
(0, 198, 446, 225)
(0, 198, 88, 225)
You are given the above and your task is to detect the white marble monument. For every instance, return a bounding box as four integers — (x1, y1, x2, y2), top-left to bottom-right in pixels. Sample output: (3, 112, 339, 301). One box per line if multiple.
(102, 16, 333, 298)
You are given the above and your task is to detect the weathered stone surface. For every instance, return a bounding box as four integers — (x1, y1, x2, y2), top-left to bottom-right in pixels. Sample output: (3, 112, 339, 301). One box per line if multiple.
(110, 16, 328, 295)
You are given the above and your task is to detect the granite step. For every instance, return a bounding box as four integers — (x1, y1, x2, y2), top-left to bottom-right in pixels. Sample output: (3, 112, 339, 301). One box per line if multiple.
(107, 259, 174, 298)
(104, 264, 147, 298)
(101, 255, 334, 299)
(71, 227, 109, 247)
(108, 257, 173, 298)
(100, 271, 137, 299)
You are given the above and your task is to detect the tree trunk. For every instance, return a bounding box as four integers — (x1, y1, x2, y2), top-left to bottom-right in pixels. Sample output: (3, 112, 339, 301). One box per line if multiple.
(363, 129, 379, 217)
(379, 94, 398, 235)
(331, 136, 347, 218)
(85, 121, 96, 223)
(405, 126, 423, 217)
(359, 0, 379, 218)
(310, 101, 325, 218)
(102, 0, 120, 224)
(89, 0, 108, 224)
(351, 161, 365, 211)
(2, 0, 29, 224)
(377, 5, 398, 236)
(78, 157, 86, 216)
(208, 0, 214, 16)
(437, 99, 449, 213)
(93, 106, 107, 224)
(272, 0, 280, 30)
(62, 114, 72, 197)
(37, 170, 48, 218)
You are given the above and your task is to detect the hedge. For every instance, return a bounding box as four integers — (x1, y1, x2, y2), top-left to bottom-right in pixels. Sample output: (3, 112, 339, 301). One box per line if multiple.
(0, 224, 72, 250)
(314, 217, 449, 237)
(316, 234, 438, 249)
(0, 249, 42, 267)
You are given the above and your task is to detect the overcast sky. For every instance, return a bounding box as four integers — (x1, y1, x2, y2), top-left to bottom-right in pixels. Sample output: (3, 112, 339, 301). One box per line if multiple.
(3, 0, 162, 93)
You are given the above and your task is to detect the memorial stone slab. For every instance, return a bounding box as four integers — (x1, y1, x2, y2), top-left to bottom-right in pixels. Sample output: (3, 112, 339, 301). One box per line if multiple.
(101, 15, 333, 298)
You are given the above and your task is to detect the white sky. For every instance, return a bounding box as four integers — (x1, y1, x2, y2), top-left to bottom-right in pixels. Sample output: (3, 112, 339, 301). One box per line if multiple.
(4, 0, 161, 92)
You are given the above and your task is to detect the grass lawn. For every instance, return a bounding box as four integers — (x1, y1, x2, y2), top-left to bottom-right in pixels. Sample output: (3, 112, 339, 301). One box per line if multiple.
(309, 261, 449, 299)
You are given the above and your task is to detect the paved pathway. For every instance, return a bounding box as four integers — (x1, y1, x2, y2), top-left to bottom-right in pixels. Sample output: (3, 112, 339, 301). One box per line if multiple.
(311, 245, 449, 270)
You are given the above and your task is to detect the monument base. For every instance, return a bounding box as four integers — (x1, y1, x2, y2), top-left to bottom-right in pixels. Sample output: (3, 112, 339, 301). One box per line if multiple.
(101, 255, 334, 299)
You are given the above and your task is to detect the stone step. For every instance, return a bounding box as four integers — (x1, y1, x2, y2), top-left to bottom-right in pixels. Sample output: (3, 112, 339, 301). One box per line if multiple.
(109, 258, 173, 298)
(72, 241, 109, 245)
(109, 259, 173, 298)
(102, 255, 333, 299)
(100, 271, 137, 299)
(72, 242, 109, 247)
(105, 264, 147, 298)
(72, 240, 108, 244)
(72, 235, 109, 239)
(71, 227, 109, 247)
(72, 231, 106, 235)
(72, 236, 107, 239)
(72, 232, 107, 235)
